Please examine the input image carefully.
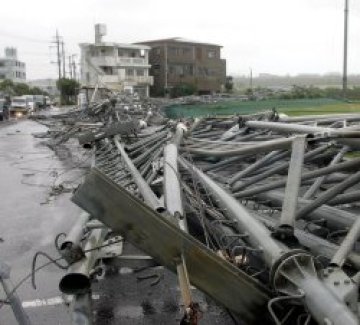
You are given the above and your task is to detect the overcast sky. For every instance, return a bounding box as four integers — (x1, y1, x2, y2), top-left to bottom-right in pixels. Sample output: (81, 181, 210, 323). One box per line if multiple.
(1, 0, 359, 80)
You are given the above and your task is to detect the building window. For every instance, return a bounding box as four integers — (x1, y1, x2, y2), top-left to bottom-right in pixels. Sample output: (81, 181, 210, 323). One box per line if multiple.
(169, 47, 184, 56)
(130, 51, 138, 58)
(100, 66, 114, 75)
(182, 47, 191, 55)
(118, 49, 124, 57)
(169, 64, 193, 76)
(136, 69, 145, 76)
(154, 48, 161, 55)
(126, 68, 134, 76)
(207, 49, 216, 58)
(198, 67, 208, 76)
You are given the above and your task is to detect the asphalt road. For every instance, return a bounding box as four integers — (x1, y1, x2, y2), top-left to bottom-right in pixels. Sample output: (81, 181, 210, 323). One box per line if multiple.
(0, 116, 84, 325)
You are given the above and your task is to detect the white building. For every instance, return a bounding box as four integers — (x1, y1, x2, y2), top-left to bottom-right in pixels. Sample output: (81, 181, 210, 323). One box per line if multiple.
(79, 24, 153, 97)
(0, 48, 26, 82)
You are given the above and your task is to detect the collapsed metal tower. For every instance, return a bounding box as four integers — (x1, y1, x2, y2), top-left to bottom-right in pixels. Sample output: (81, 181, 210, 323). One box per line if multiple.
(25, 97, 360, 324)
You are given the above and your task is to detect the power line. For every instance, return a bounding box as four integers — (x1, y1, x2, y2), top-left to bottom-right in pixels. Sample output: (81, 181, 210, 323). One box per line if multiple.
(0, 30, 49, 44)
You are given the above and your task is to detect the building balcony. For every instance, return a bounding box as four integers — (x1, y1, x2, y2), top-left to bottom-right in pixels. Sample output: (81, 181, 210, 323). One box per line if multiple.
(100, 75, 153, 85)
(90, 56, 150, 67)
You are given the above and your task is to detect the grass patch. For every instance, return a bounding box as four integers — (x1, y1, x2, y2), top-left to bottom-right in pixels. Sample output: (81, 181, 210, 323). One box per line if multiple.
(283, 103, 360, 116)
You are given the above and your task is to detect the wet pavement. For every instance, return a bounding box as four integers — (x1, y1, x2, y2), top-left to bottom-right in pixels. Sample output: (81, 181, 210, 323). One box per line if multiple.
(0, 115, 84, 324)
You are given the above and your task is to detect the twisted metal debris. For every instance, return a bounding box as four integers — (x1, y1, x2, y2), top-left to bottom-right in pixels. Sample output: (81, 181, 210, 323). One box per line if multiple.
(30, 96, 360, 325)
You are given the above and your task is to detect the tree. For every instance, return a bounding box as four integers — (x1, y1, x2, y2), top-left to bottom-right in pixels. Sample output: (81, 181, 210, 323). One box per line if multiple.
(170, 83, 197, 98)
(0, 79, 15, 95)
(56, 78, 80, 104)
(13, 82, 31, 96)
(29, 87, 47, 95)
(225, 76, 234, 93)
(0, 79, 48, 97)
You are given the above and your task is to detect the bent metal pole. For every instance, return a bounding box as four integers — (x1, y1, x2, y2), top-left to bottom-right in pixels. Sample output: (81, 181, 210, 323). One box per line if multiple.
(114, 136, 164, 212)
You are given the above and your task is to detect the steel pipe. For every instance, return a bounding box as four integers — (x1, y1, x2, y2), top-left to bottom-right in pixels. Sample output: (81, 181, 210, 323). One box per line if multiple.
(232, 143, 332, 192)
(296, 170, 360, 219)
(183, 137, 297, 158)
(178, 157, 358, 325)
(245, 120, 360, 138)
(114, 136, 164, 212)
(234, 157, 360, 199)
(303, 146, 349, 199)
(59, 228, 107, 295)
(278, 136, 306, 230)
(331, 217, 360, 267)
(60, 212, 90, 251)
(228, 150, 286, 185)
(71, 293, 92, 325)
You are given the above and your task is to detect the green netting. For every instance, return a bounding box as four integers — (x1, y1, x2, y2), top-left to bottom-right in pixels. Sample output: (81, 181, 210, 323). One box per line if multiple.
(164, 98, 344, 118)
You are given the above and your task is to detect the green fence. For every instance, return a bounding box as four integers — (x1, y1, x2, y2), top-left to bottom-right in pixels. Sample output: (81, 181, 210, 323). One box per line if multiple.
(164, 98, 346, 119)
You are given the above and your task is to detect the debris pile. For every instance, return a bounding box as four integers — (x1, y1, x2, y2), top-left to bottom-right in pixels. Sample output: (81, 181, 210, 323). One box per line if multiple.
(32, 97, 360, 324)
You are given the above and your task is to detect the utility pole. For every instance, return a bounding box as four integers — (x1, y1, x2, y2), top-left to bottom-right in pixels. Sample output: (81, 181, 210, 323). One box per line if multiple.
(164, 44, 168, 95)
(61, 41, 66, 79)
(68, 55, 73, 79)
(53, 30, 62, 80)
(343, 0, 349, 99)
(250, 68, 253, 94)
(72, 54, 77, 81)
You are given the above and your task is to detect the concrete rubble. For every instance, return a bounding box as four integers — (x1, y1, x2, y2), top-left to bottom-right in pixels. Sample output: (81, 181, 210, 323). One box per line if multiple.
(19, 95, 360, 325)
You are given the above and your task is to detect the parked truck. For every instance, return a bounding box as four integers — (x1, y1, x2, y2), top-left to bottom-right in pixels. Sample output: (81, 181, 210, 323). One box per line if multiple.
(10, 96, 33, 117)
